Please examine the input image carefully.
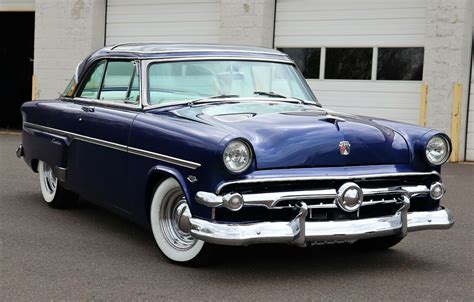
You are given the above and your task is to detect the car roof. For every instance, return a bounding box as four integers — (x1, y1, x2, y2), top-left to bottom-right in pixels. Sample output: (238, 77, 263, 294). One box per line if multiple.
(76, 42, 294, 83)
(94, 42, 290, 61)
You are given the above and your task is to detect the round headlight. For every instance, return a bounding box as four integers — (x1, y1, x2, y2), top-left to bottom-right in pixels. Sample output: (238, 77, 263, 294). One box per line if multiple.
(425, 135, 450, 165)
(223, 140, 252, 173)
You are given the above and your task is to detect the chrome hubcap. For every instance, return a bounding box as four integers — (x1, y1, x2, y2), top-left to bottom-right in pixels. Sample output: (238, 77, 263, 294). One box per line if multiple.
(159, 189, 196, 251)
(43, 163, 57, 194)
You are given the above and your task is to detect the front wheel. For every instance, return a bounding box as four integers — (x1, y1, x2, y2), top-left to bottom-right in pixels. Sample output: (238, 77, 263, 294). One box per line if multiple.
(38, 161, 77, 208)
(150, 178, 213, 266)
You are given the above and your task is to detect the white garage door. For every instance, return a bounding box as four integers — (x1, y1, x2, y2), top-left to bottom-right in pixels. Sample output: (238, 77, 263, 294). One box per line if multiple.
(275, 0, 427, 125)
(467, 73, 474, 161)
(106, 0, 221, 45)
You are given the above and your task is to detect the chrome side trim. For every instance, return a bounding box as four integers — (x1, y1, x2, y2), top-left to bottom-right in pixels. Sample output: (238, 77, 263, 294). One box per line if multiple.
(23, 122, 201, 170)
(216, 171, 441, 194)
(196, 185, 431, 209)
(127, 146, 201, 170)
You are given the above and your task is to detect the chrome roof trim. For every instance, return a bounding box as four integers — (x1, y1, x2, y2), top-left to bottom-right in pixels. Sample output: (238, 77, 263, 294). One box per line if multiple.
(108, 42, 286, 57)
(23, 122, 201, 170)
(216, 171, 441, 194)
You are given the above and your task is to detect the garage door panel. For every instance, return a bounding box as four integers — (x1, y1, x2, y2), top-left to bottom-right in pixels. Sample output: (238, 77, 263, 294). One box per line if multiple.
(107, 3, 219, 15)
(307, 80, 420, 125)
(106, 35, 220, 45)
(107, 13, 219, 23)
(277, 0, 426, 11)
(277, 8, 426, 21)
(307, 80, 420, 92)
(106, 0, 220, 45)
(275, 35, 424, 48)
(109, 0, 218, 5)
(467, 76, 474, 160)
(107, 22, 220, 37)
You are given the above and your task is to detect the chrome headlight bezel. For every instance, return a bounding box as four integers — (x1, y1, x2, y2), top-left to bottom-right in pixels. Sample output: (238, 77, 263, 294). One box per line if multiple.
(425, 134, 451, 166)
(223, 139, 253, 174)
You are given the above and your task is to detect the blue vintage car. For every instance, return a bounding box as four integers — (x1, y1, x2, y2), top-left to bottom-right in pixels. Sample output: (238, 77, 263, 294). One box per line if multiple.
(18, 43, 454, 265)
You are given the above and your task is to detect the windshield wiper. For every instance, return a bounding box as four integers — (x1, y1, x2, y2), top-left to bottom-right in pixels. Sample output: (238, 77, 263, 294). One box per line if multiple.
(254, 91, 289, 99)
(254, 91, 315, 105)
(187, 94, 240, 106)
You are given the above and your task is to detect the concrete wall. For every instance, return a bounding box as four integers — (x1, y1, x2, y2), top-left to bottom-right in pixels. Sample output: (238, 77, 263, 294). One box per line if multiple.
(34, 0, 105, 99)
(423, 0, 472, 160)
(219, 0, 275, 47)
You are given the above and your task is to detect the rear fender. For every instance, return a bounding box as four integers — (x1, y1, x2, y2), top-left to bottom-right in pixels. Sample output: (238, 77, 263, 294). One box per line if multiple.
(22, 126, 69, 170)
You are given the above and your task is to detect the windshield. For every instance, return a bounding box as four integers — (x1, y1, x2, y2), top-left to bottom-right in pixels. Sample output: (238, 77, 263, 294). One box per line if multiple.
(147, 60, 317, 106)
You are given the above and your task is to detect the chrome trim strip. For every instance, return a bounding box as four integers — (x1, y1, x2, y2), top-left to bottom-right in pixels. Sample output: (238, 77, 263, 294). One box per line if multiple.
(110, 43, 288, 57)
(127, 146, 201, 170)
(196, 185, 431, 209)
(184, 203, 454, 246)
(23, 122, 201, 170)
(216, 171, 441, 194)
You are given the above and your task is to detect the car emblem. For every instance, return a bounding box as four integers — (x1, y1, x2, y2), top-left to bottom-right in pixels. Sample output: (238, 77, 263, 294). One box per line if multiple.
(339, 141, 350, 155)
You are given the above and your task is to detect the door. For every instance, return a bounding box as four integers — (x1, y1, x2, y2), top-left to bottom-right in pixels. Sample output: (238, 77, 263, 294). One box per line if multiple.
(70, 60, 140, 213)
(0, 11, 34, 129)
(466, 30, 473, 161)
(274, 0, 427, 125)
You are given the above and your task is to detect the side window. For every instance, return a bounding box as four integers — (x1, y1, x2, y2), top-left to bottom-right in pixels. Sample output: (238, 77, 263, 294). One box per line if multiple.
(78, 61, 106, 99)
(63, 76, 77, 98)
(100, 61, 139, 104)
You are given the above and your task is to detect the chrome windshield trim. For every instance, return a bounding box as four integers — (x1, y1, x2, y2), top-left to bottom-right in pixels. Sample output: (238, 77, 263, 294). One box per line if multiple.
(140, 57, 300, 107)
(216, 171, 440, 194)
(23, 122, 201, 170)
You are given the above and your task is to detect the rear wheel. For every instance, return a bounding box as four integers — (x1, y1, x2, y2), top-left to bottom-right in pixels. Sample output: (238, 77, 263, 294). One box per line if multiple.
(150, 178, 214, 266)
(353, 235, 404, 250)
(38, 161, 77, 208)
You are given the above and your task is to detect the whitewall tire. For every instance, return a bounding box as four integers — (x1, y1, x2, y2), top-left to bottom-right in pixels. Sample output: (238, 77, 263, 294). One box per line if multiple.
(150, 178, 209, 264)
(38, 160, 77, 208)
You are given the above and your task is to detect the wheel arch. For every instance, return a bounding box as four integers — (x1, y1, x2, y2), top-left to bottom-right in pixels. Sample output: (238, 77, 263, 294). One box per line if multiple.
(144, 165, 190, 224)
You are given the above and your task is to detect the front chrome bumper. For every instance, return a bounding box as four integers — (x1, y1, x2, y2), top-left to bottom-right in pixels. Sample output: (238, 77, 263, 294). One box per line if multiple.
(182, 198, 454, 246)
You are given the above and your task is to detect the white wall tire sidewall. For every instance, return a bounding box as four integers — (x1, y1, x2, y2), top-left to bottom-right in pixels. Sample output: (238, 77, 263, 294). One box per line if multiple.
(150, 178, 204, 262)
(38, 161, 57, 203)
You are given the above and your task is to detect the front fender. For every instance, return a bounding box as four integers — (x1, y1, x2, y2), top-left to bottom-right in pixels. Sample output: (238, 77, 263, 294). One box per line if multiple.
(146, 165, 190, 202)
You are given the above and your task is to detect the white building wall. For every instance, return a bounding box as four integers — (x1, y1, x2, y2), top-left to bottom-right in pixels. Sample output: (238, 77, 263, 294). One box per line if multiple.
(423, 0, 472, 160)
(34, 0, 105, 99)
(0, 0, 34, 11)
(220, 0, 275, 47)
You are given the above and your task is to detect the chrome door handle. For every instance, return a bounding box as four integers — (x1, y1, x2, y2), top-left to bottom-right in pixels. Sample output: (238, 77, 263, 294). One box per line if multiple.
(81, 106, 95, 113)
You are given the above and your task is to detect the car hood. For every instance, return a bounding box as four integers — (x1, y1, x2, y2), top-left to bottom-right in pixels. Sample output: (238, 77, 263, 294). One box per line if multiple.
(170, 102, 410, 169)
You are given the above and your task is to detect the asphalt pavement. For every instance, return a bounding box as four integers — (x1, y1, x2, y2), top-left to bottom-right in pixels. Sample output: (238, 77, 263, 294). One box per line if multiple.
(1, 132, 473, 301)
